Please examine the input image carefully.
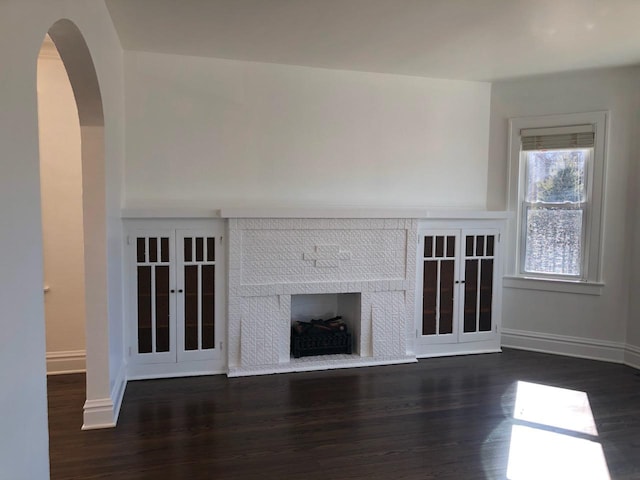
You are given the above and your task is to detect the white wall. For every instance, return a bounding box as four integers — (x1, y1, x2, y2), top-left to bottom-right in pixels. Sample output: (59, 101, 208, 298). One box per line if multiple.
(489, 67, 640, 351)
(38, 44, 86, 373)
(628, 208, 640, 353)
(625, 103, 640, 355)
(124, 51, 491, 209)
(0, 2, 125, 478)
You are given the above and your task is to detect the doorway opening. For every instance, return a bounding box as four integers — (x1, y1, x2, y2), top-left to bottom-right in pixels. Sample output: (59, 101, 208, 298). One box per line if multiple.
(38, 34, 86, 376)
(38, 19, 111, 431)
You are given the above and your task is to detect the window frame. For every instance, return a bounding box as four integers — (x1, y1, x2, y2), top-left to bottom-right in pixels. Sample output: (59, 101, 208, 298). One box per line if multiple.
(506, 112, 607, 292)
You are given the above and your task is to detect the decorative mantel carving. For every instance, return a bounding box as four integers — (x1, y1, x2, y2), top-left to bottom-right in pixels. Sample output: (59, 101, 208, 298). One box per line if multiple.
(303, 245, 352, 268)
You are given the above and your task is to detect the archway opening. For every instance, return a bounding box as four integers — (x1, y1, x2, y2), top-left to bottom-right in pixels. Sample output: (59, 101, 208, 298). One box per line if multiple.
(38, 34, 86, 377)
(38, 19, 109, 432)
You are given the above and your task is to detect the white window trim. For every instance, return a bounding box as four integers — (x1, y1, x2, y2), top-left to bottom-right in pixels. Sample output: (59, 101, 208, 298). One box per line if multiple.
(506, 111, 607, 295)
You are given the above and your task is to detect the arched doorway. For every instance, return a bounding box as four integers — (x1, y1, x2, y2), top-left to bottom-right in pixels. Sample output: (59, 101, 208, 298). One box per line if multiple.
(38, 33, 86, 376)
(42, 19, 112, 430)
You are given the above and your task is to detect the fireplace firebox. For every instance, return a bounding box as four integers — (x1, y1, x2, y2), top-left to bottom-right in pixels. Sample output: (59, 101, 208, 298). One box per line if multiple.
(291, 316, 353, 358)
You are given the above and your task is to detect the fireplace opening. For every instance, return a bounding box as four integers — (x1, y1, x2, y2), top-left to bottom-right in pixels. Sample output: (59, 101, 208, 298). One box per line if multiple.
(290, 293, 360, 358)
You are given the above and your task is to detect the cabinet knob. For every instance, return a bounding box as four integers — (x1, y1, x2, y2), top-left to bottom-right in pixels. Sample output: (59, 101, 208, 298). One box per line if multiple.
(178, 289, 184, 293)
(170, 289, 176, 293)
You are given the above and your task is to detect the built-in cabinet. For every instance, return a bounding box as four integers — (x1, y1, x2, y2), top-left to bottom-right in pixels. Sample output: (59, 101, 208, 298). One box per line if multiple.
(121, 211, 507, 378)
(414, 220, 504, 357)
(125, 219, 226, 379)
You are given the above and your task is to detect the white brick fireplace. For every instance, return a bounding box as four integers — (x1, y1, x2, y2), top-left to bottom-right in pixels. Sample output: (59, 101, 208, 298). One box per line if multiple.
(224, 211, 419, 376)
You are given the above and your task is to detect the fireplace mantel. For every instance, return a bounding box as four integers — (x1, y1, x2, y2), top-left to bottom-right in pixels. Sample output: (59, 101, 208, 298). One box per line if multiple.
(226, 216, 419, 376)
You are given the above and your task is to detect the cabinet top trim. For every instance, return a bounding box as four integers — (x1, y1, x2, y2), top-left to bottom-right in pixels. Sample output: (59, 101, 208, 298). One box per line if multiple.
(120, 207, 512, 220)
(219, 207, 511, 219)
(122, 208, 221, 219)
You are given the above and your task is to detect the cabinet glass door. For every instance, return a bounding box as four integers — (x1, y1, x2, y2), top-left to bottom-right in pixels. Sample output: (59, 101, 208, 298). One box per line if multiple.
(176, 230, 224, 363)
(459, 230, 497, 343)
(418, 231, 460, 344)
(133, 232, 176, 363)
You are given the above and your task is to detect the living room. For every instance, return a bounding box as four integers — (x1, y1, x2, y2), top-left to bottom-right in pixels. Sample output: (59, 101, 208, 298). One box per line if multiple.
(2, 1, 640, 478)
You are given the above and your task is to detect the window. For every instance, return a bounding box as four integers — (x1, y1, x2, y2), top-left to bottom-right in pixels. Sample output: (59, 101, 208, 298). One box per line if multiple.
(521, 139, 590, 278)
(507, 112, 606, 290)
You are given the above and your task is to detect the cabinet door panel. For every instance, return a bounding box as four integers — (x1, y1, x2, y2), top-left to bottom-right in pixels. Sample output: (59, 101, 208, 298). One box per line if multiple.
(417, 231, 459, 344)
(176, 230, 224, 363)
(459, 230, 497, 343)
(131, 232, 176, 364)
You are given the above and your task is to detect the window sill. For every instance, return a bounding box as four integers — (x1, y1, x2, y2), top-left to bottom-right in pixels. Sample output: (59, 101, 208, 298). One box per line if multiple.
(503, 276, 604, 296)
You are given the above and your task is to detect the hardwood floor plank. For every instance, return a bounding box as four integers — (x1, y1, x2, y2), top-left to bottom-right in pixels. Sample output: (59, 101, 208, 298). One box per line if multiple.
(48, 349, 640, 479)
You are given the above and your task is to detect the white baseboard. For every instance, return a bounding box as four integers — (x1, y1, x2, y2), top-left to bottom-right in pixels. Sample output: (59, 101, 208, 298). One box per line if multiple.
(110, 361, 127, 424)
(127, 369, 226, 381)
(414, 339, 501, 359)
(624, 344, 640, 370)
(416, 347, 502, 359)
(82, 397, 116, 430)
(228, 355, 417, 377)
(127, 358, 227, 380)
(501, 328, 626, 364)
(82, 361, 127, 430)
(46, 350, 86, 375)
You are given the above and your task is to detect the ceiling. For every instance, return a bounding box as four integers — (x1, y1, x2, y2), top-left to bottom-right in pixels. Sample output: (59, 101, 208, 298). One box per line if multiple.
(105, 0, 640, 81)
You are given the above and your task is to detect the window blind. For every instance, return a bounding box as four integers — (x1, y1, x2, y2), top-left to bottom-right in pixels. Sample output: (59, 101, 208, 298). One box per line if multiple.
(521, 124, 595, 151)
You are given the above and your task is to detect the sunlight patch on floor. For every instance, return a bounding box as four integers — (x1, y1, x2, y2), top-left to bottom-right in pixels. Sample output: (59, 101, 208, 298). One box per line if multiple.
(507, 425, 610, 480)
(513, 380, 598, 436)
(506, 381, 610, 480)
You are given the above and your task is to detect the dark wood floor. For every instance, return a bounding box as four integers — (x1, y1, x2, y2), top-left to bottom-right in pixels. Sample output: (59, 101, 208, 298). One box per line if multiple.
(48, 349, 640, 479)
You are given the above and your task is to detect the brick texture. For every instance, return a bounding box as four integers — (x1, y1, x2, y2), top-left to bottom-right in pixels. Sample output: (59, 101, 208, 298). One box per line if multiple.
(228, 218, 417, 371)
